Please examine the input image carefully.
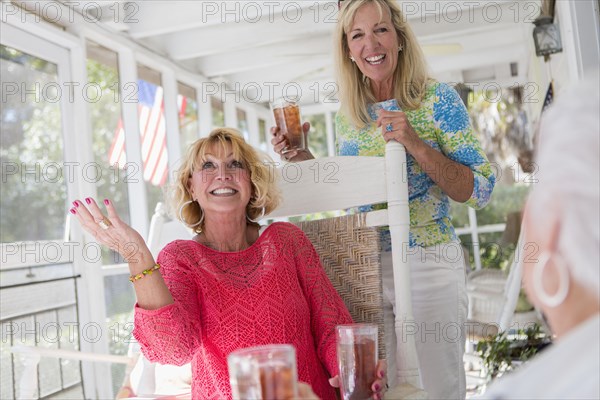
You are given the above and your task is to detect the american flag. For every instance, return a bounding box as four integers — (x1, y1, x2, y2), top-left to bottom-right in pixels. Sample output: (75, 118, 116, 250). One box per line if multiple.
(109, 80, 187, 186)
(542, 81, 554, 113)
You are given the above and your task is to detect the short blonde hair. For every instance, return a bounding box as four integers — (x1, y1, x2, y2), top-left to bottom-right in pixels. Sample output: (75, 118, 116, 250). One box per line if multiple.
(171, 128, 280, 233)
(335, 0, 430, 127)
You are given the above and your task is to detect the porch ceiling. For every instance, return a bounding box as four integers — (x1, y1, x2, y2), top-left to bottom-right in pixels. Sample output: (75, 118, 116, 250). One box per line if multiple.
(66, 0, 540, 106)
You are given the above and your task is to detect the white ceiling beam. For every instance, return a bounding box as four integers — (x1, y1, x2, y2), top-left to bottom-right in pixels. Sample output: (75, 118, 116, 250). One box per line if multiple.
(127, 0, 336, 39)
(408, 0, 537, 38)
(162, 6, 335, 60)
(198, 34, 331, 78)
(429, 44, 527, 75)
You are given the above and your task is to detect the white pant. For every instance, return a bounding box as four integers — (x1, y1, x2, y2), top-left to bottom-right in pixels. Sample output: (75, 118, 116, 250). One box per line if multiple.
(382, 241, 468, 399)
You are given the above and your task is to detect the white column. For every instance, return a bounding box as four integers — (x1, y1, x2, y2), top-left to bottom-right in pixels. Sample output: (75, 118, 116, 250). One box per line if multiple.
(224, 100, 238, 129)
(468, 207, 482, 270)
(557, 0, 600, 82)
(161, 69, 182, 174)
(325, 111, 335, 156)
(119, 50, 149, 239)
(198, 90, 213, 137)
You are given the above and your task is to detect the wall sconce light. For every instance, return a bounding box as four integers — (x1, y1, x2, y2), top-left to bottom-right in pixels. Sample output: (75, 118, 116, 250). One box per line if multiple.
(533, 15, 563, 60)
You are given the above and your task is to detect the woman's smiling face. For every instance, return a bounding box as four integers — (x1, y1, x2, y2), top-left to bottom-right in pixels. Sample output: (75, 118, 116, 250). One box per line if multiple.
(347, 2, 399, 88)
(188, 142, 252, 218)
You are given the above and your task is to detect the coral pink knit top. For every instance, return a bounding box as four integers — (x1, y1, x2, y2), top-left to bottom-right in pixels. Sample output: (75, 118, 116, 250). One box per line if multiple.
(133, 222, 353, 399)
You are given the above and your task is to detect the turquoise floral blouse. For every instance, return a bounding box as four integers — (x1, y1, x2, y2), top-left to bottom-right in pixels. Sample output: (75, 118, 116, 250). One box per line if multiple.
(336, 81, 495, 248)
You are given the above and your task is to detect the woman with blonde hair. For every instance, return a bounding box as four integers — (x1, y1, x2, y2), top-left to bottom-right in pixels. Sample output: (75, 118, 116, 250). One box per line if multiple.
(70, 128, 386, 399)
(272, 1, 495, 397)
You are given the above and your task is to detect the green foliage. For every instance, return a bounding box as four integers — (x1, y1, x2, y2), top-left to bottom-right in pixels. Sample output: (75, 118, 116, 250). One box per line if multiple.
(305, 113, 329, 158)
(477, 323, 549, 381)
(452, 184, 531, 270)
(1, 46, 66, 242)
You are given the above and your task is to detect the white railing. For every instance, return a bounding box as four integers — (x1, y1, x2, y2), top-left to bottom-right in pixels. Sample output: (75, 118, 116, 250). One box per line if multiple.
(10, 345, 130, 400)
(455, 208, 506, 270)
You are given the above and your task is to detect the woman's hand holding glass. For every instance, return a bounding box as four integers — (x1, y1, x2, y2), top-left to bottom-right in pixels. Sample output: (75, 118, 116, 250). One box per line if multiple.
(270, 121, 314, 162)
(328, 360, 388, 400)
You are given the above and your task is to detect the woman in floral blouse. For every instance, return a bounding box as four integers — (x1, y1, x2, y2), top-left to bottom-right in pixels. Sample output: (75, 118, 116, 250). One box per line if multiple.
(271, 1, 495, 398)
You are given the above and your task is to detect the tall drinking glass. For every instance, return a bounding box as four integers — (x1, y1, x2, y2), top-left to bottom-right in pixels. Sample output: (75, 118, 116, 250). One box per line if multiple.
(228, 344, 298, 400)
(337, 324, 378, 400)
(270, 97, 305, 154)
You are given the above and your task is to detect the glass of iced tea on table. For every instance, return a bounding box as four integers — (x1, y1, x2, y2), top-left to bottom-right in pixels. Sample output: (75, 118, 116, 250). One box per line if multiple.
(270, 97, 306, 155)
(336, 324, 378, 400)
(228, 344, 298, 400)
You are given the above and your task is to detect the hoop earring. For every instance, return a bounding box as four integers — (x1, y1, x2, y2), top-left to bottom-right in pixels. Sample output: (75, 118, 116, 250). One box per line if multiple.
(178, 200, 204, 228)
(532, 251, 570, 308)
(247, 207, 266, 223)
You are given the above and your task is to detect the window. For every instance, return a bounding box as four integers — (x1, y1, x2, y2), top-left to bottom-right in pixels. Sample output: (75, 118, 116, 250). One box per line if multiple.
(177, 82, 198, 155)
(136, 64, 170, 222)
(211, 96, 224, 128)
(304, 113, 329, 158)
(86, 41, 131, 265)
(452, 86, 533, 271)
(103, 273, 136, 395)
(1, 45, 67, 243)
(236, 108, 249, 140)
(258, 118, 267, 151)
(1, 32, 83, 399)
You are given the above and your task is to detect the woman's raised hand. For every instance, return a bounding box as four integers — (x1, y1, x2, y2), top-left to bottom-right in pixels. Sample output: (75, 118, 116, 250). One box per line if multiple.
(70, 198, 149, 263)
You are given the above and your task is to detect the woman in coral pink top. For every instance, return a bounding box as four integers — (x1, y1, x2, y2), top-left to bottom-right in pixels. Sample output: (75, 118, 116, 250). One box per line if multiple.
(70, 128, 386, 399)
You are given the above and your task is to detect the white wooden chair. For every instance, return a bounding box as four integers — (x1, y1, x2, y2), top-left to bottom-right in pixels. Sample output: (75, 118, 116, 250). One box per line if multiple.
(269, 141, 425, 399)
(121, 203, 194, 398)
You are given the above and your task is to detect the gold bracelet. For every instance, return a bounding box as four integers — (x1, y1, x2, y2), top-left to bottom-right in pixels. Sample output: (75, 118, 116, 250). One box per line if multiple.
(129, 263, 161, 283)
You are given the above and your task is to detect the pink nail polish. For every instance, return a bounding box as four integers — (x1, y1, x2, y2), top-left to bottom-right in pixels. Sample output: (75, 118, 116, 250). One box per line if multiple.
(72, 201, 79, 207)
(85, 198, 91, 204)
(374, 383, 381, 391)
(69, 208, 76, 215)
(104, 199, 110, 205)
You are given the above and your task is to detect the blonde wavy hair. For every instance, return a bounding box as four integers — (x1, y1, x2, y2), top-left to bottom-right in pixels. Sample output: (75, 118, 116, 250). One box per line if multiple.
(171, 128, 280, 233)
(335, 0, 431, 127)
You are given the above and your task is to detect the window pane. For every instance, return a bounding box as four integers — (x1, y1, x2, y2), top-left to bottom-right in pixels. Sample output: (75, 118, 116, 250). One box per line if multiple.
(177, 82, 198, 155)
(136, 65, 169, 222)
(87, 41, 131, 264)
(236, 108, 249, 140)
(211, 97, 224, 128)
(457, 86, 533, 270)
(104, 274, 136, 396)
(305, 114, 328, 158)
(0, 45, 67, 242)
(258, 119, 267, 152)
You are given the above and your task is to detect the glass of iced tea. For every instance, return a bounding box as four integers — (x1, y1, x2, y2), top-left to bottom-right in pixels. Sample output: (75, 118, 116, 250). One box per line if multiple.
(270, 97, 305, 154)
(336, 324, 378, 400)
(228, 344, 298, 400)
